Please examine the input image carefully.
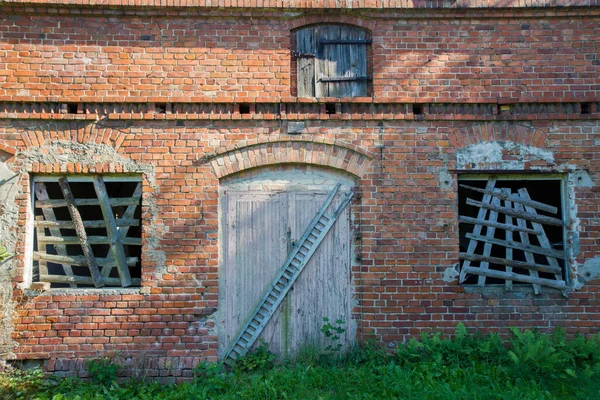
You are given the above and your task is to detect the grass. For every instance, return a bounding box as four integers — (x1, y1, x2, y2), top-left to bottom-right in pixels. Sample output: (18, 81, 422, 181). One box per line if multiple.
(3, 325, 600, 399)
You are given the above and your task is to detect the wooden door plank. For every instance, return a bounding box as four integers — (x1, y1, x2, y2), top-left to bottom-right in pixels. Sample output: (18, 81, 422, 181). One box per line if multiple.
(296, 27, 316, 98)
(459, 178, 496, 284)
(316, 26, 333, 97)
(92, 175, 133, 287)
(57, 177, 104, 288)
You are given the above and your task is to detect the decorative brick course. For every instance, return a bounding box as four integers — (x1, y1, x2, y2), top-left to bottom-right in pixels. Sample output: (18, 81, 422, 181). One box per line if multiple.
(1, 0, 598, 9)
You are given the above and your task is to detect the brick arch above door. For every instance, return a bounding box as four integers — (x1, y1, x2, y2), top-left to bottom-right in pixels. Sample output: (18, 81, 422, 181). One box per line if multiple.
(207, 139, 374, 179)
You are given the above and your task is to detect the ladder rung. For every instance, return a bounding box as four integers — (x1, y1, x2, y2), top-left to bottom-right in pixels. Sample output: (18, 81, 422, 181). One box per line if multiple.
(259, 308, 270, 316)
(239, 337, 250, 345)
(234, 343, 246, 353)
(301, 243, 311, 251)
(266, 296, 278, 304)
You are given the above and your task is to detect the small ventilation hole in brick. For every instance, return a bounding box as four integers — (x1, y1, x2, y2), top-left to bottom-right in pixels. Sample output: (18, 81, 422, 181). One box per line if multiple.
(239, 104, 251, 114)
(413, 104, 424, 115)
(325, 103, 337, 115)
(581, 103, 592, 115)
(61, 103, 79, 114)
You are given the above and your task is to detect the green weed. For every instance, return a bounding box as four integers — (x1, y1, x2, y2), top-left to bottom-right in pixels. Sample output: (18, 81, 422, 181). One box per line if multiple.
(232, 339, 275, 373)
(87, 356, 121, 386)
(6, 326, 600, 399)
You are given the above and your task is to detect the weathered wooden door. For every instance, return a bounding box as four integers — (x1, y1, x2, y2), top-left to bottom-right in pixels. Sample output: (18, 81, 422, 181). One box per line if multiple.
(219, 172, 355, 358)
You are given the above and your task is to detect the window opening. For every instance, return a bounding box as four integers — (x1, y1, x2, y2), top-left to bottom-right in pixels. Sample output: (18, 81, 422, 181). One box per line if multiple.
(458, 176, 567, 294)
(32, 175, 142, 288)
(295, 25, 371, 98)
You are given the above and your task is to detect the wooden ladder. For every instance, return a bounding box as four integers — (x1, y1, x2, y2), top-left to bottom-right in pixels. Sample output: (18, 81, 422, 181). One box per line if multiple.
(223, 183, 353, 366)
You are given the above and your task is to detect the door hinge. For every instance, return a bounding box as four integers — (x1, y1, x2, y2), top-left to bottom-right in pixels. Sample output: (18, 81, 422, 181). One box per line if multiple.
(291, 51, 315, 59)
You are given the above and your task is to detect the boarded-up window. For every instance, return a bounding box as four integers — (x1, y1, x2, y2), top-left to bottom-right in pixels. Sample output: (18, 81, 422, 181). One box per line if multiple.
(295, 25, 370, 98)
(458, 176, 567, 294)
(32, 175, 142, 288)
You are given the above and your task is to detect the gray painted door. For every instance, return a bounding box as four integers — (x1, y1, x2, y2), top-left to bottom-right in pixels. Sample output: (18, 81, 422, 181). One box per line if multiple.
(219, 184, 353, 358)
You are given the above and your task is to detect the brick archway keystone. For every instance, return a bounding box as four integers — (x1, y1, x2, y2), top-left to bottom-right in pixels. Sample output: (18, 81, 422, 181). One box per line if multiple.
(207, 138, 374, 179)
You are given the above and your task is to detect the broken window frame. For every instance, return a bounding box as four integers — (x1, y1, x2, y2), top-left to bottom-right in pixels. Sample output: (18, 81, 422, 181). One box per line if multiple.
(30, 174, 143, 289)
(457, 174, 569, 294)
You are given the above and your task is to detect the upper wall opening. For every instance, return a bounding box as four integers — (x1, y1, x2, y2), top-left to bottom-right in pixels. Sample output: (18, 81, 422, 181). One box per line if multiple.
(292, 24, 372, 98)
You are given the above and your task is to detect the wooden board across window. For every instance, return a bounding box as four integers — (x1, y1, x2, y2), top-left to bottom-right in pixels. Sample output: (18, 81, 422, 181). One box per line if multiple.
(33, 176, 142, 288)
(458, 180, 567, 295)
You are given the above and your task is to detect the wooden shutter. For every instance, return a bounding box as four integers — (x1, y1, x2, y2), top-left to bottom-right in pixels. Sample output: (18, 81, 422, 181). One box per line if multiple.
(296, 25, 369, 98)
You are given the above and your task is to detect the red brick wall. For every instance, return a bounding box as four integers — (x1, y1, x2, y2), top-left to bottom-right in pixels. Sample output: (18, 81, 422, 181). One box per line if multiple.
(1, 3, 599, 380)
(1, 8, 599, 103)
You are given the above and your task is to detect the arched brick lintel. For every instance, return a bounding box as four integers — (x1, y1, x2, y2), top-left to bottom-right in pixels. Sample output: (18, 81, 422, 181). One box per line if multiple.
(208, 140, 374, 179)
(285, 14, 376, 32)
(18, 122, 127, 152)
(448, 123, 548, 150)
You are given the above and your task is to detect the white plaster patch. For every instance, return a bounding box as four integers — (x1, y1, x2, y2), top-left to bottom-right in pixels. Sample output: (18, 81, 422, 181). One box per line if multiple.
(222, 167, 356, 192)
(438, 168, 453, 190)
(442, 264, 459, 283)
(571, 170, 594, 188)
(456, 141, 554, 170)
(579, 256, 600, 281)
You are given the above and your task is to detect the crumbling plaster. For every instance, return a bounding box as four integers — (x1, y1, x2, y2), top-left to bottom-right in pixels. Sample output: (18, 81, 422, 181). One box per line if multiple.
(0, 162, 20, 360)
